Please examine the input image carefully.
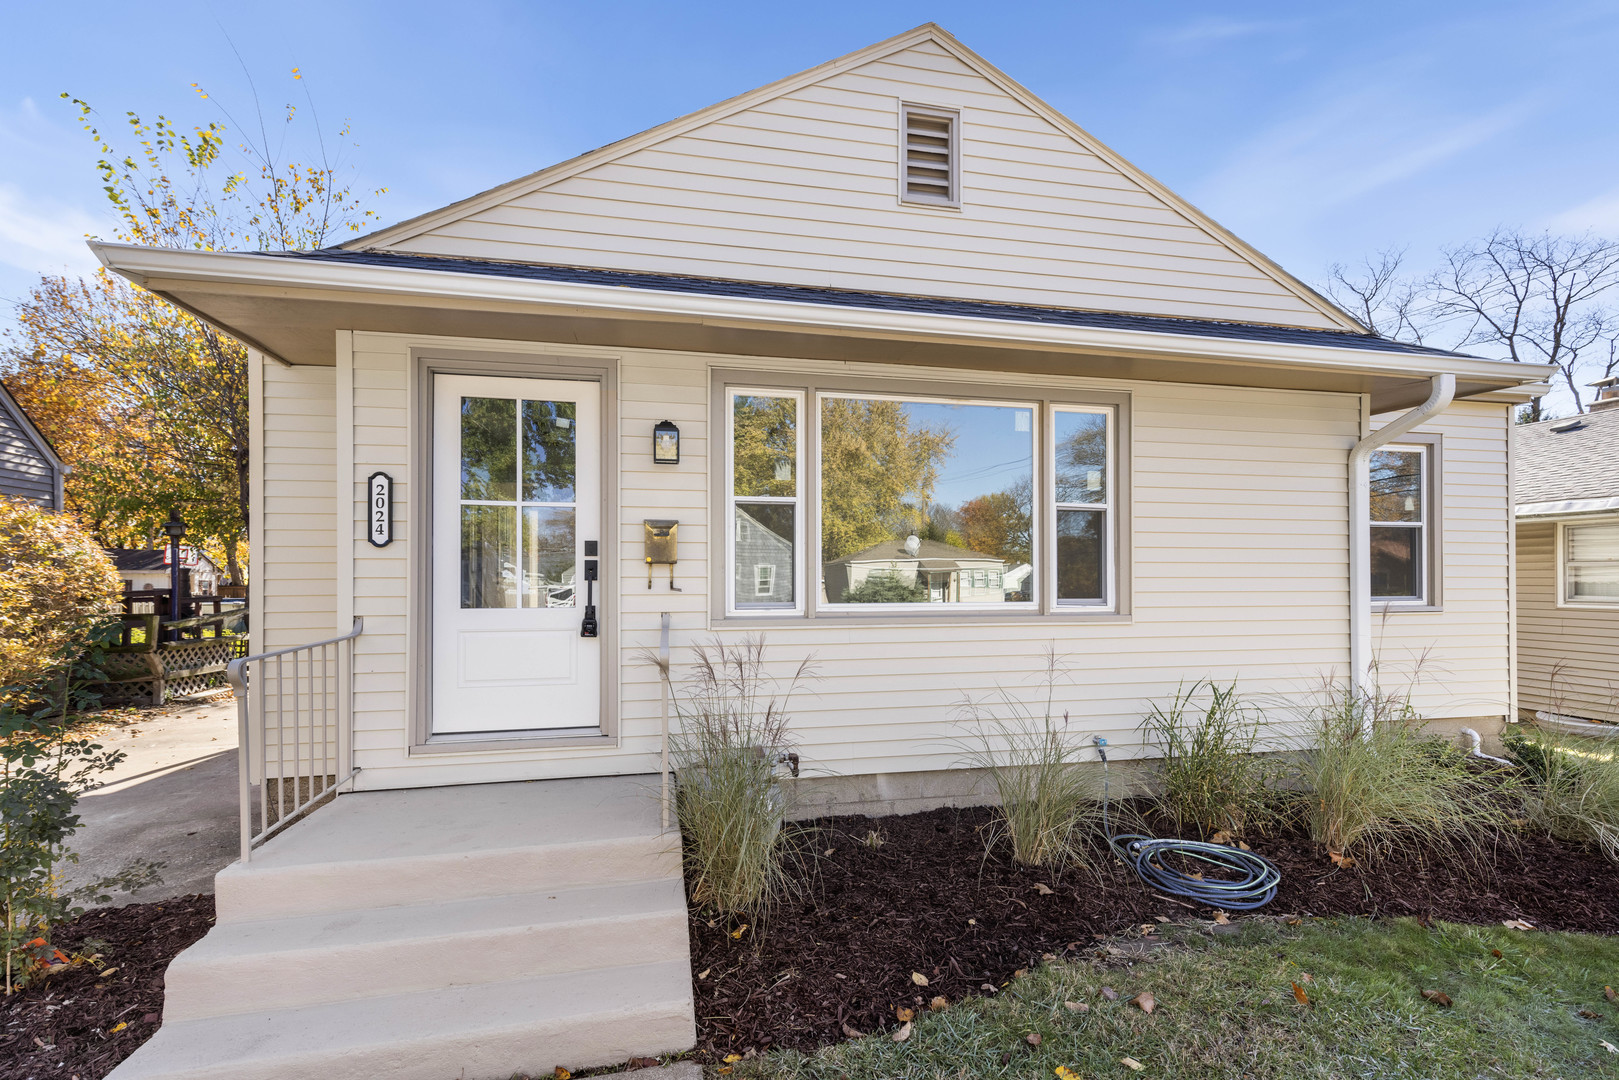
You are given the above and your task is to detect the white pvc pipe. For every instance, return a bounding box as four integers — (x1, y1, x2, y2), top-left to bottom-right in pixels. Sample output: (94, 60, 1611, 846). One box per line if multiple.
(1348, 374, 1455, 722)
(1462, 727, 1515, 766)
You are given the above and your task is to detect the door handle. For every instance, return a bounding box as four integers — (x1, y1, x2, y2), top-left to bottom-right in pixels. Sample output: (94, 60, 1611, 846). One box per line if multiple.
(580, 548, 599, 638)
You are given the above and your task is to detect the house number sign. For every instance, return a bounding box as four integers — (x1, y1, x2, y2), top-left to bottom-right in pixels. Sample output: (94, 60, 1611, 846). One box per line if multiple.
(367, 472, 394, 548)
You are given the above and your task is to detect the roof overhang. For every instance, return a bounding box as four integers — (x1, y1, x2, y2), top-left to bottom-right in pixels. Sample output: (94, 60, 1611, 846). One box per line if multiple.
(90, 242, 1553, 412)
(1516, 496, 1619, 520)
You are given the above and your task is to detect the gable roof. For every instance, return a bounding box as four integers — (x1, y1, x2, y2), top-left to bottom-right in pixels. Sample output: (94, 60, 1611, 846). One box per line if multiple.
(831, 535, 1005, 567)
(107, 547, 223, 575)
(1515, 408, 1619, 514)
(346, 24, 1361, 333)
(0, 380, 66, 472)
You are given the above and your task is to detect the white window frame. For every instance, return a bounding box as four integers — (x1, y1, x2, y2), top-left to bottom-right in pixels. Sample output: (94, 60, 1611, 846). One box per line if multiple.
(898, 102, 961, 209)
(815, 389, 1041, 614)
(1048, 404, 1116, 610)
(754, 564, 775, 596)
(1557, 519, 1619, 610)
(725, 387, 805, 615)
(1369, 443, 1432, 606)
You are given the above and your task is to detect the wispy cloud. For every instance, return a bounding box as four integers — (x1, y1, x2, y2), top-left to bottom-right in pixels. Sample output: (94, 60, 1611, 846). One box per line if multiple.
(1546, 186, 1619, 237)
(1148, 16, 1308, 50)
(0, 184, 102, 281)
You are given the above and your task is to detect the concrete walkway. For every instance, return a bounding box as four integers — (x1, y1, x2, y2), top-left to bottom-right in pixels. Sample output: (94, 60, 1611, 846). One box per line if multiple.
(61, 697, 240, 907)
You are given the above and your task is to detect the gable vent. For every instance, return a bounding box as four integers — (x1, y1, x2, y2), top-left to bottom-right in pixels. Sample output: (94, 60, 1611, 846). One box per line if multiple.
(900, 104, 959, 207)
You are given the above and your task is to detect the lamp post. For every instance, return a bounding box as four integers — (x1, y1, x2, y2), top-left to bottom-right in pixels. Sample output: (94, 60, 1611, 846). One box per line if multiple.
(163, 513, 187, 641)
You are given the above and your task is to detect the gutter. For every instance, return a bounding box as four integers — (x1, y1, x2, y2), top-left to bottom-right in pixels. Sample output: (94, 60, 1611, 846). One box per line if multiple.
(1348, 373, 1455, 715)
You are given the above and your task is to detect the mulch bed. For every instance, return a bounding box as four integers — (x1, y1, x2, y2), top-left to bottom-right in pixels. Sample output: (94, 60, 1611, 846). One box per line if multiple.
(0, 895, 214, 1080)
(688, 805, 1619, 1057)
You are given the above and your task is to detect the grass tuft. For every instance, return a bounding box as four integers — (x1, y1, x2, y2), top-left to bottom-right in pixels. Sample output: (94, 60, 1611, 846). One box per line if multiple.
(1140, 679, 1280, 838)
(1508, 728, 1619, 862)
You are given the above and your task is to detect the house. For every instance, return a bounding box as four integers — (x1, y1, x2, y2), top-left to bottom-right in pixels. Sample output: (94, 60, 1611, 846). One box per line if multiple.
(824, 534, 1009, 603)
(91, 24, 1550, 1080)
(1514, 383, 1619, 729)
(109, 546, 225, 597)
(0, 379, 67, 510)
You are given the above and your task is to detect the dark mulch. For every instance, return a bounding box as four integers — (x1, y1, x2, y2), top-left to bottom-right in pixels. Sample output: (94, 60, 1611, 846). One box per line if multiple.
(688, 805, 1619, 1056)
(0, 895, 214, 1080)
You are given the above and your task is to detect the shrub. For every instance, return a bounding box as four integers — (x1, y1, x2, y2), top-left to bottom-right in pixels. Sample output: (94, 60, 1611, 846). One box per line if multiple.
(959, 652, 1103, 870)
(1506, 729, 1619, 862)
(1295, 685, 1514, 865)
(841, 575, 927, 604)
(657, 635, 814, 918)
(1140, 680, 1279, 838)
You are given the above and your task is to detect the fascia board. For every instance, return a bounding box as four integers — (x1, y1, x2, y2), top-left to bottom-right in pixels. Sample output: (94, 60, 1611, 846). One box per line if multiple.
(90, 241, 1554, 388)
(1515, 498, 1619, 519)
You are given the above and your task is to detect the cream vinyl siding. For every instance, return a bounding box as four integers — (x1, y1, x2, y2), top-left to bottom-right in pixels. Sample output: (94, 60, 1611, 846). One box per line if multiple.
(374, 39, 1344, 330)
(257, 360, 337, 649)
(1518, 517, 1619, 723)
(324, 331, 1398, 791)
(1367, 401, 1513, 721)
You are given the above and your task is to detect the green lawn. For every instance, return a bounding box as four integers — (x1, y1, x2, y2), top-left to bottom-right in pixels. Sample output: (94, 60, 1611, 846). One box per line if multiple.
(737, 918, 1619, 1079)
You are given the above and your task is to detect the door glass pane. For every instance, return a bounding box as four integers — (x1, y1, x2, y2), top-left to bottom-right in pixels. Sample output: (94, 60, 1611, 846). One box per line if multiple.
(1370, 449, 1422, 522)
(1371, 525, 1421, 598)
(821, 396, 1034, 605)
(734, 503, 794, 605)
(1055, 410, 1108, 504)
(461, 397, 517, 501)
(522, 400, 577, 503)
(461, 505, 516, 608)
(1056, 508, 1104, 602)
(733, 394, 798, 497)
(522, 507, 576, 607)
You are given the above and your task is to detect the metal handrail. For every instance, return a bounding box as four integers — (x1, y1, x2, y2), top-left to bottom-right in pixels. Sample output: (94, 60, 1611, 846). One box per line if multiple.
(228, 618, 363, 861)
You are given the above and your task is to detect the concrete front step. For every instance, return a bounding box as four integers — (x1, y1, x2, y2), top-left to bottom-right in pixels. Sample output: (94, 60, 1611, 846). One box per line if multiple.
(111, 959, 696, 1080)
(165, 877, 688, 1020)
(215, 776, 677, 921)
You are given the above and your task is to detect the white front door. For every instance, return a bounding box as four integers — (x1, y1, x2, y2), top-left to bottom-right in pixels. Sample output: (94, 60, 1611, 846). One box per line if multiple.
(432, 374, 602, 734)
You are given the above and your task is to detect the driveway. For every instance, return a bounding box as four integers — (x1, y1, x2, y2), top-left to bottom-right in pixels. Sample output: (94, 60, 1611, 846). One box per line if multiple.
(60, 697, 240, 907)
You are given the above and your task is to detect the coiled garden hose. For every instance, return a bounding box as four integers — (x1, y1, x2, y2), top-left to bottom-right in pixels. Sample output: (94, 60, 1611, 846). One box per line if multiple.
(1095, 737, 1282, 912)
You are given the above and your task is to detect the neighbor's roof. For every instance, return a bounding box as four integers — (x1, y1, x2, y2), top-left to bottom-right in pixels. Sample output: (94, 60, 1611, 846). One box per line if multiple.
(831, 536, 1005, 566)
(107, 548, 221, 573)
(264, 249, 1480, 361)
(1515, 407, 1619, 515)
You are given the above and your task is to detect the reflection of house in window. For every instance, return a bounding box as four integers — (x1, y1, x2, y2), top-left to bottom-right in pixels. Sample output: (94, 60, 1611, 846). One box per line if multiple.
(825, 535, 1012, 603)
(734, 506, 794, 604)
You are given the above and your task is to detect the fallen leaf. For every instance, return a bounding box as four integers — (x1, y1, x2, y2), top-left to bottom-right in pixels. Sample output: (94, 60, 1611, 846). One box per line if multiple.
(824, 848, 835, 857)
(1502, 919, 1534, 931)
(723, 1055, 742, 1064)
(731, 924, 749, 940)
(98, 967, 118, 978)
(1101, 986, 1119, 1001)
(1210, 830, 1232, 845)
(1606, 986, 1617, 1002)
(930, 996, 949, 1011)
(717, 1069, 732, 1076)
(1601, 1039, 1618, 1054)
(109, 1022, 127, 1034)
(1298, 972, 1314, 983)
(1064, 1000, 1089, 1012)
(1153, 915, 1170, 924)
(1285, 916, 1303, 927)
(911, 971, 930, 986)
(1491, 949, 1503, 959)
(1292, 982, 1310, 1006)
(1328, 850, 1356, 868)
(1054, 1068, 1083, 1080)
(1213, 911, 1231, 925)
(697, 968, 711, 980)
(981, 982, 998, 992)
(1014, 968, 1029, 979)
(842, 1022, 865, 1038)
(1042, 953, 1058, 962)
(1026, 1032, 1043, 1046)
(1237, 840, 1251, 851)
(1121, 1057, 1145, 1072)
(896, 1006, 915, 1022)
(892, 1021, 912, 1043)
(1421, 990, 1454, 1007)
(628, 1057, 661, 1069)
(1131, 992, 1156, 1014)
(1579, 1010, 1604, 1020)
(1034, 882, 1054, 895)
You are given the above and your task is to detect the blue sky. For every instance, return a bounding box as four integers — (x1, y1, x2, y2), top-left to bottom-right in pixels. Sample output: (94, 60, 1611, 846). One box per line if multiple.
(4, 1, 1618, 340)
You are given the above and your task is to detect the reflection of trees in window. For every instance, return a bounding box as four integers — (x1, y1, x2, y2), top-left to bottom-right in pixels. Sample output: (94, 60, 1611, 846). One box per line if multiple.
(1369, 450, 1421, 522)
(957, 477, 1032, 564)
(842, 574, 928, 603)
(732, 395, 797, 497)
(819, 397, 954, 563)
(460, 397, 517, 500)
(1055, 413, 1107, 503)
(521, 400, 577, 502)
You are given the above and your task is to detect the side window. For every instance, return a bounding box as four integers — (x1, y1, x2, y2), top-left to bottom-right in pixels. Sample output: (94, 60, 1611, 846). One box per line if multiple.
(1563, 521, 1619, 604)
(1052, 407, 1112, 606)
(1369, 445, 1428, 602)
(728, 390, 801, 611)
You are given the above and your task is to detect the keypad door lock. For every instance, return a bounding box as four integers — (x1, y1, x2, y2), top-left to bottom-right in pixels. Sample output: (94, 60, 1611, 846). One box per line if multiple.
(580, 540, 600, 638)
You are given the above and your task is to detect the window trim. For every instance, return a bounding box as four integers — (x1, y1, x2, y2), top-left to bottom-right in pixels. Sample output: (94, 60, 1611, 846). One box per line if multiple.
(710, 369, 1131, 624)
(898, 102, 962, 210)
(725, 386, 806, 616)
(1369, 433, 1443, 612)
(1048, 404, 1117, 610)
(1556, 518, 1619, 610)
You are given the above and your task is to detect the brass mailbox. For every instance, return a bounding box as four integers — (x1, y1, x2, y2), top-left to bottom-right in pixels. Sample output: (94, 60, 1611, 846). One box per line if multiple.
(644, 519, 680, 590)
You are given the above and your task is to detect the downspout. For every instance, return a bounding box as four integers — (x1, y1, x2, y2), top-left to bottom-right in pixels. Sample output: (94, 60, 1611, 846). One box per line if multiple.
(1349, 374, 1455, 717)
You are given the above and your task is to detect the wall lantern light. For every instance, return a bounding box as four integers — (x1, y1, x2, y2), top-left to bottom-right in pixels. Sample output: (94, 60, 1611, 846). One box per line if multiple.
(652, 419, 680, 464)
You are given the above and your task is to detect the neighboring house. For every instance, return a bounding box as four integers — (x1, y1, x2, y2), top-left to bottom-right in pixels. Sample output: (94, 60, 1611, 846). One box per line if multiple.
(1514, 385, 1619, 726)
(0, 380, 66, 510)
(824, 534, 1007, 603)
(92, 24, 1551, 1079)
(108, 547, 225, 597)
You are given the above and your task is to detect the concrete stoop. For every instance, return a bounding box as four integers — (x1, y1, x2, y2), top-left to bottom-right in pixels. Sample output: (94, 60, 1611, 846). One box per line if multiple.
(110, 776, 696, 1080)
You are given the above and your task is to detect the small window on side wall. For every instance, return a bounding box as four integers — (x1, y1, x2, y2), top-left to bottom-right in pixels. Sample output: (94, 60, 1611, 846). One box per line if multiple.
(1369, 444, 1430, 603)
(1563, 521, 1619, 604)
(900, 104, 960, 207)
(728, 390, 801, 611)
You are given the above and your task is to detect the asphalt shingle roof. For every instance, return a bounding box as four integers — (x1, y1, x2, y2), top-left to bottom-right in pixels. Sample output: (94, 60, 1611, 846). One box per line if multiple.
(269, 249, 1483, 361)
(1514, 407, 1619, 506)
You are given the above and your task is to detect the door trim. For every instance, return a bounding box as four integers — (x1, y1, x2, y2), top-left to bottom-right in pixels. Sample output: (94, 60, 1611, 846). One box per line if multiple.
(408, 346, 620, 755)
